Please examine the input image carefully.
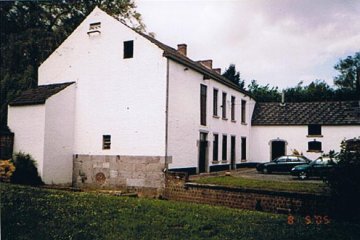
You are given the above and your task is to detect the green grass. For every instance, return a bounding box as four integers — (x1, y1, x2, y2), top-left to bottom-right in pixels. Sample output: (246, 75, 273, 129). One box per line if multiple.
(193, 176, 329, 194)
(1, 183, 359, 240)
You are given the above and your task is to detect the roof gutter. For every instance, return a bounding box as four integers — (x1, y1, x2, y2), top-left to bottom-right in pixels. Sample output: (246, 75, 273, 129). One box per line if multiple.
(163, 51, 255, 100)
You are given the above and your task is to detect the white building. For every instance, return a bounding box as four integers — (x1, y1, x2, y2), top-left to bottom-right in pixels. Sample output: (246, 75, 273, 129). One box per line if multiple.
(7, 7, 360, 190)
(250, 101, 360, 161)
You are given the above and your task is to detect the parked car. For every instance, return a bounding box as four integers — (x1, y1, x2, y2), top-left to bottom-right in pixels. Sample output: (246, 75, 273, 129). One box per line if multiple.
(291, 157, 336, 180)
(256, 155, 311, 174)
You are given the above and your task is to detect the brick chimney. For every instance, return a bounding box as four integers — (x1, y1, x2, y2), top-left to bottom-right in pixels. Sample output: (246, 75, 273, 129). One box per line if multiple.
(177, 44, 187, 56)
(213, 68, 221, 74)
(197, 60, 213, 69)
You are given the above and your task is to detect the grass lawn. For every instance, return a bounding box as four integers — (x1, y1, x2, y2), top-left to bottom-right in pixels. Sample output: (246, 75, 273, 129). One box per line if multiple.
(1, 183, 359, 240)
(193, 176, 329, 194)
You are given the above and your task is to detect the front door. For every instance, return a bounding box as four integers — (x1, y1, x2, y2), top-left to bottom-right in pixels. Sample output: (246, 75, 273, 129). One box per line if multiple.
(271, 140, 285, 160)
(199, 132, 208, 173)
(230, 136, 236, 170)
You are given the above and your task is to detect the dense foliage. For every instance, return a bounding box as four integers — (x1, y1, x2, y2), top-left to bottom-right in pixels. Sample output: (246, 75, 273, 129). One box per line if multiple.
(325, 139, 360, 220)
(244, 51, 360, 102)
(10, 152, 43, 186)
(0, 1, 144, 129)
(222, 64, 245, 89)
(2, 183, 360, 239)
(334, 52, 360, 94)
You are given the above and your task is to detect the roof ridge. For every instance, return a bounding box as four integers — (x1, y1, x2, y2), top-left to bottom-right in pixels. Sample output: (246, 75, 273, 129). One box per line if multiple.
(109, 9, 253, 98)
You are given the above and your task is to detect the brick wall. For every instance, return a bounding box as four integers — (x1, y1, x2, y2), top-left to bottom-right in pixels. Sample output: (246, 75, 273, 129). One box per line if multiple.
(163, 172, 333, 216)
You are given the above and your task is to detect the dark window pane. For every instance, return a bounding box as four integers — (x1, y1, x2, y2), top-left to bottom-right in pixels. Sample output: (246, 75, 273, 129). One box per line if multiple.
(231, 96, 235, 121)
(241, 100, 246, 123)
(308, 124, 321, 135)
(200, 85, 207, 125)
(103, 135, 111, 149)
(308, 141, 322, 151)
(222, 92, 227, 119)
(124, 40, 134, 58)
(222, 135, 227, 161)
(213, 134, 218, 161)
(213, 89, 218, 116)
(241, 137, 246, 160)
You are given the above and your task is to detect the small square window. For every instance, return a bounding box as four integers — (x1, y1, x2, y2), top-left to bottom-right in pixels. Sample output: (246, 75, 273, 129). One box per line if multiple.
(308, 124, 321, 136)
(103, 135, 111, 149)
(124, 40, 134, 59)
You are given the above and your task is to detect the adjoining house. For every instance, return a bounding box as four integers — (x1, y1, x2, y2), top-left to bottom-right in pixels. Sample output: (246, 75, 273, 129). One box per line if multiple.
(7, 7, 360, 192)
(251, 101, 360, 161)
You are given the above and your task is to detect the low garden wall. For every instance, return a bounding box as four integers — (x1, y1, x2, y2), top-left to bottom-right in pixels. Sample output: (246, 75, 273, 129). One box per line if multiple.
(163, 172, 333, 216)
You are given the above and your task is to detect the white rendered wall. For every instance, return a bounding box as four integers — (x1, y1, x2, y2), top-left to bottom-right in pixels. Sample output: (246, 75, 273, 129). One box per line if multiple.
(167, 59, 255, 171)
(39, 7, 167, 156)
(250, 125, 360, 162)
(8, 105, 46, 177)
(43, 84, 76, 184)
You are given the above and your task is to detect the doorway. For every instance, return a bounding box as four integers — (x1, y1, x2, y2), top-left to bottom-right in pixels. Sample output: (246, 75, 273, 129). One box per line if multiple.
(198, 132, 208, 173)
(271, 140, 286, 160)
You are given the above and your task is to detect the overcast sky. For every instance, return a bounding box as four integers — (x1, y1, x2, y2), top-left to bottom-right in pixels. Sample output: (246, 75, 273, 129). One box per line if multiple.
(135, 0, 360, 89)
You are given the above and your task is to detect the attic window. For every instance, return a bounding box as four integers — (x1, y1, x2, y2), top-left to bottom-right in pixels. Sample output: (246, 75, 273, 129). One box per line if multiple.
(89, 22, 101, 30)
(88, 22, 101, 35)
(123, 40, 134, 59)
(308, 124, 322, 136)
(103, 135, 111, 150)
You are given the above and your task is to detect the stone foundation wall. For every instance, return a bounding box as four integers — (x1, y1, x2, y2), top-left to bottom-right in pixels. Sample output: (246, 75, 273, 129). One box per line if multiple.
(164, 172, 333, 216)
(73, 154, 167, 196)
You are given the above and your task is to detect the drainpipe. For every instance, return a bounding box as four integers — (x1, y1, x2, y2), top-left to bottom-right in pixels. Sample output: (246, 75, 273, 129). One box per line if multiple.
(165, 58, 170, 171)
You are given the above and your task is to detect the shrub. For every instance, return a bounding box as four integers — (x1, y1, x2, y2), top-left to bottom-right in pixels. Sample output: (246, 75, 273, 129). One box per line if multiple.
(324, 138, 360, 220)
(0, 160, 15, 182)
(11, 152, 43, 186)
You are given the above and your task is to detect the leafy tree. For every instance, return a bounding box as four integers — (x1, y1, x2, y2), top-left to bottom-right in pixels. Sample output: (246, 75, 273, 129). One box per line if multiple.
(334, 52, 360, 96)
(247, 80, 280, 102)
(0, 1, 145, 129)
(222, 64, 245, 89)
(283, 80, 335, 102)
(325, 138, 360, 220)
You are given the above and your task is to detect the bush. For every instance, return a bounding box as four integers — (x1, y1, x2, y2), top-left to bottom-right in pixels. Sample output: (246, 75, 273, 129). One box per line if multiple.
(0, 160, 15, 182)
(324, 138, 360, 220)
(11, 152, 43, 186)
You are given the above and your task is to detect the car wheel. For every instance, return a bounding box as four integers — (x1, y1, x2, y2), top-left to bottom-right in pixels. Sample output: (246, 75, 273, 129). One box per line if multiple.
(299, 171, 308, 180)
(263, 168, 270, 174)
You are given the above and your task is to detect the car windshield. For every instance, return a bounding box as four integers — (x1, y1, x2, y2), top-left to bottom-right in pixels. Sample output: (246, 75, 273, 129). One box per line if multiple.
(310, 157, 332, 165)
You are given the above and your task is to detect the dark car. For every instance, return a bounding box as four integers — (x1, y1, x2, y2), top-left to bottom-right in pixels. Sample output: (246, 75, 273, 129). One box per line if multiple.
(256, 155, 311, 174)
(291, 157, 336, 180)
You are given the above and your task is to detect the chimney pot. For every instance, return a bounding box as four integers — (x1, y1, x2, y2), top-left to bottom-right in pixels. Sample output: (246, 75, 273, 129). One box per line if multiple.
(197, 60, 213, 69)
(177, 44, 187, 56)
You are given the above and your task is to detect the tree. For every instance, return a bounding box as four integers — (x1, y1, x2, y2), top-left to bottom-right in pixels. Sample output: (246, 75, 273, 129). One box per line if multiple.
(283, 80, 336, 102)
(334, 52, 360, 96)
(325, 138, 360, 220)
(247, 80, 280, 102)
(0, 1, 145, 129)
(222, 64, 245, 89)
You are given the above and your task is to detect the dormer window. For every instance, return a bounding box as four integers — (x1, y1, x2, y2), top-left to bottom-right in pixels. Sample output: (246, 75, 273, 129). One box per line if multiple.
(124, 40, 134, 59)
